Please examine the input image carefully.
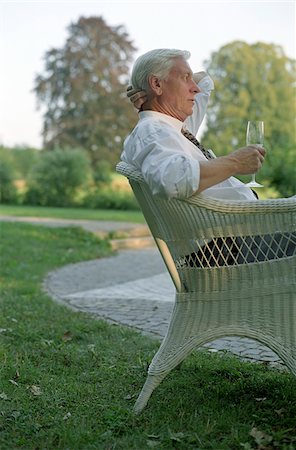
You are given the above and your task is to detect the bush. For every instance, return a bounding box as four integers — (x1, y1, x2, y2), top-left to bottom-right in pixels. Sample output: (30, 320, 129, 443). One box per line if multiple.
(82, 187, 140, 210)
(93, 160, 112, 186)
(0, 157, 18, 204)
(0, 145, 40, 178)
(265, 147, 296, 198)
(25, 148, 92, 207)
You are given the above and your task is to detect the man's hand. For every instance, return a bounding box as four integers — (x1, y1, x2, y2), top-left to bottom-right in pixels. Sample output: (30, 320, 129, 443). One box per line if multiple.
(127, 85, 147, 110)
(228, 145, 266, 175)
(197, 145, 266, 193)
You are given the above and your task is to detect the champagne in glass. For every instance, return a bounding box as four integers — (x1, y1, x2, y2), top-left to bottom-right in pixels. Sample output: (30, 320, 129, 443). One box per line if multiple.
(245, 120, 264, 188)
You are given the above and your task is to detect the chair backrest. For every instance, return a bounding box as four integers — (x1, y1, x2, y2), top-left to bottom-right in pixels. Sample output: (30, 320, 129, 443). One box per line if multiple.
(116, 162, 185, 291)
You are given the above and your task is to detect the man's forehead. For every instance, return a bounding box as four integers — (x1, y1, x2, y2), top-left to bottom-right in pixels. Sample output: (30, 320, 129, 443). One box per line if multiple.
(171, 59, 193, 76)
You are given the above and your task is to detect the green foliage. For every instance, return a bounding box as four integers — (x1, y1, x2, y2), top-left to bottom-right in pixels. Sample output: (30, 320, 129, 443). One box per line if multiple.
(0, 145, 40, 179)
(0, 155, 18, 204)
(203, 41, 296, 195)
(25, 148, 92, 207)
(263, 145, 296, 197)
(82, 186, 140, 210)
(93, 160, 112, 185)
(0, 145, 140, 210)
(34, 16, 138, 167)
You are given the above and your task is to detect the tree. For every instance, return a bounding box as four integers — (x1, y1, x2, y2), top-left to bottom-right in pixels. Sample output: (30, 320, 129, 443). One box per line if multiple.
(202, 41, 296, 195)
(34, 16, 138, 167)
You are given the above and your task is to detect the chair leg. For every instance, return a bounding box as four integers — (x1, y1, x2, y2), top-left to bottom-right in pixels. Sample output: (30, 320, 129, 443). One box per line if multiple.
(134, 341, 190, 414)
(133, 372, 169, 414)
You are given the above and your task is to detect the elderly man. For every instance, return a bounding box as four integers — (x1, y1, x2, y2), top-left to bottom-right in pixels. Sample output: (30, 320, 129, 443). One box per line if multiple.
(121, 48, 265, 201)
(121, 48, 295, 266)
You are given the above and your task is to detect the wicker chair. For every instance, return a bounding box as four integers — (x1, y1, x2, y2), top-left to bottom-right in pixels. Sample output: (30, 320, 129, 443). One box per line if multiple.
(116, 161, 296, 414)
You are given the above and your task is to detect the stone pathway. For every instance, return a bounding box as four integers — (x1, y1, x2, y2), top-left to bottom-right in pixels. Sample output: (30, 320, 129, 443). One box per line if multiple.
(44, 247, 284, 369)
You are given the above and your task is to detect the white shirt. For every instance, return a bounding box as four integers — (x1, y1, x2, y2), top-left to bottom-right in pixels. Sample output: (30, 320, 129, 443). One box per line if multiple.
(121, 75, 256, 201)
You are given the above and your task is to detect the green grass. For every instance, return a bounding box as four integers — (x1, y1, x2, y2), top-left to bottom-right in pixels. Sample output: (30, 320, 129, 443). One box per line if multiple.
(0, 204, 145, 223)
(1, 222, 296, 449)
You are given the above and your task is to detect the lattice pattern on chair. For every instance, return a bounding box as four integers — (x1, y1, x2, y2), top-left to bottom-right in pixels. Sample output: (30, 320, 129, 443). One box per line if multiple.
(175, 232, 296, 269)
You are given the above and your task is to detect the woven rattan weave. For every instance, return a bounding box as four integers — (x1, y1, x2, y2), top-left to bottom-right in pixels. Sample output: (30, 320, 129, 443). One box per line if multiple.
(116, 161, 296, 414)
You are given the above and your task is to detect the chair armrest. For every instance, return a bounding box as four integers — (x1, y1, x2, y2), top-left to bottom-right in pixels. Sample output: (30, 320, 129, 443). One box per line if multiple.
(116, 161, 295, 237)
(182, 194, 296, 214)
(179, 194, 296, 238)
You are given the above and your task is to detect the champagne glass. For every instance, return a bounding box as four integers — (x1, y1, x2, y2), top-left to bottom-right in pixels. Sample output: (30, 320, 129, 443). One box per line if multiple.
(245, 120, 264, 188)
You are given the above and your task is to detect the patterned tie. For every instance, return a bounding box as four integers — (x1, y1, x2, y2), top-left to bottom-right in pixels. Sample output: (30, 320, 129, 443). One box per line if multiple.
(181, 128, 214, 160)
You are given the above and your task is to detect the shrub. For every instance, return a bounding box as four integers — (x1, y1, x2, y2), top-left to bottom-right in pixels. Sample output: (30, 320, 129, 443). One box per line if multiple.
(0, 145, 40, 179)
(265, 147, 296, 198)
(13, 146, 41, 178)
(93, 160, 112, 186)
(0, 157, 18, 204)
(82, 187, 140, 210)
(25, 148, 92, 207)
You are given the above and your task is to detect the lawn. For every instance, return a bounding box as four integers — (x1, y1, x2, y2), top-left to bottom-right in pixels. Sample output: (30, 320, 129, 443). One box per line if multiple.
(0, 204, 145, 223)
(0, 222, 295, 449)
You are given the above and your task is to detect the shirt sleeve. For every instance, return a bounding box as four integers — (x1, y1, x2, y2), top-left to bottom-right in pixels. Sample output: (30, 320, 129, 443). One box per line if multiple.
(130, 126, 201, 199)
(185, 74, 214, 136)
(142, 150, 200, 199)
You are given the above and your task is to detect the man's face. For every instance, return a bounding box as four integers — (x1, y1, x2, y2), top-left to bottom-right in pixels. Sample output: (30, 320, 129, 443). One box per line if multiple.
(157, 57, 200, 121)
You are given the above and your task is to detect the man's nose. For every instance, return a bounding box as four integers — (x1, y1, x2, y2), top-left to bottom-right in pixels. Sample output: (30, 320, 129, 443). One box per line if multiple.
(191, 80, 200, 94)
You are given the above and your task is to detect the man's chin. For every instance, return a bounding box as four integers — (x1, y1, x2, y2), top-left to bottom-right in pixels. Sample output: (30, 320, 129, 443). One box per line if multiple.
(187, 106, 194, 116)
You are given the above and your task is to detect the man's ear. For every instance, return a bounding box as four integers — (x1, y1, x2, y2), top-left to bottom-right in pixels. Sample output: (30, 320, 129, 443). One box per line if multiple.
(148, 75, 163, 95)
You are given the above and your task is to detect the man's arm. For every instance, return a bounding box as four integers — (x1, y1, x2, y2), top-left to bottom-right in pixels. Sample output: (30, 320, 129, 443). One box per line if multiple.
(196, 146, 266, 193)
(185, 72, 214, 136)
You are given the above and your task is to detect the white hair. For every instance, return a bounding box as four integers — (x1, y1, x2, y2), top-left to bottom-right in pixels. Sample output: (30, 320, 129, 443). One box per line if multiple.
(130, 48, 191, 93)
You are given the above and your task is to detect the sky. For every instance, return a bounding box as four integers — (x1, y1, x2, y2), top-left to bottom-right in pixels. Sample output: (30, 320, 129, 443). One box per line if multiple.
(0, 0, 295, 148)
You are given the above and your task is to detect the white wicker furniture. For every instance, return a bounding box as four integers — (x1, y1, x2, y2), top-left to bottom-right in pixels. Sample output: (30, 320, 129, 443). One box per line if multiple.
(116, 161, 296, 414)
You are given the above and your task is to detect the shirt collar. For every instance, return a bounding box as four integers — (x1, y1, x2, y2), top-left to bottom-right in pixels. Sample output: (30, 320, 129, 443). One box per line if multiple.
(139, 110, 184, 133)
